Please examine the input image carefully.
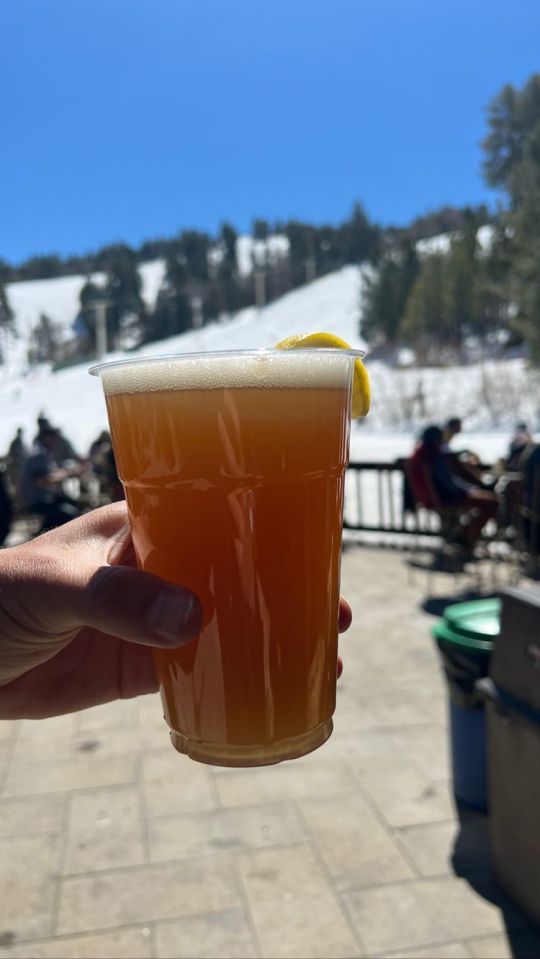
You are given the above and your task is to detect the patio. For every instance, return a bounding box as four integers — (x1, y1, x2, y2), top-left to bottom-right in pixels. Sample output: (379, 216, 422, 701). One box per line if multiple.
(0, 546, 539, 959)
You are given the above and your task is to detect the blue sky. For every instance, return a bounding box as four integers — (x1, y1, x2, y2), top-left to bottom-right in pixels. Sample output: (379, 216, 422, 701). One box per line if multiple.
(2, 0, 540, 263)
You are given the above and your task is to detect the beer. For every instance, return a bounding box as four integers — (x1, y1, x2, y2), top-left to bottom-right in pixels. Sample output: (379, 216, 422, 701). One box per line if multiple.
(98, 350, 354, 765)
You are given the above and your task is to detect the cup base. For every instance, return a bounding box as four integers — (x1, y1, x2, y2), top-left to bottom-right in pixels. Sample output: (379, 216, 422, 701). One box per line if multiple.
(169, 719, 333, 767)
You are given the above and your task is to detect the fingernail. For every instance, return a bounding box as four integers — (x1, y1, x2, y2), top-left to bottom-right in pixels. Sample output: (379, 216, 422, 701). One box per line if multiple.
(147, 590, 197, 645)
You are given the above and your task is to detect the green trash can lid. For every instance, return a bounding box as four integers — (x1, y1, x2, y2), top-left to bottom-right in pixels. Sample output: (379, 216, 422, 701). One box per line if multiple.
(432, 597, 501, 652)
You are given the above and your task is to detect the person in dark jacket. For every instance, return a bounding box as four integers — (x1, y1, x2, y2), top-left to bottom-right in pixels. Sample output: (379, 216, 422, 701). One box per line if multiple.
(7, 428, 28, 461)
(408, 426, 499, 550)
(0, 468, 13, 546)
(19, 427, 84, 532)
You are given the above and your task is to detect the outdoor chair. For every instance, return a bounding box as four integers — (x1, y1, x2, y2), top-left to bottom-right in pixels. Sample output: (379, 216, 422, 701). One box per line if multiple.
(404, 459, 468, 550)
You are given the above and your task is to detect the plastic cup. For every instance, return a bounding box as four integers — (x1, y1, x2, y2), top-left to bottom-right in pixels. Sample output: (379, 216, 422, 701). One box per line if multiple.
(91, 348, 361, 766)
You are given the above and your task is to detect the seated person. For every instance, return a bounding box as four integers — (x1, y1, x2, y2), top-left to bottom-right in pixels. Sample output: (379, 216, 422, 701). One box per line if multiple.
(55, 429, 82, 466)
(523, 444, 540, 554)
(494, 426, 537, 531)
(88, 430, 111, 465)
(5, 428, 28, 510)
(7, 428, 28, 462)
(19, 427, 85, 532)
(441, 415, 485, 483)
(506, 422, 534, 472)
(407, 426, 499, 550)
(442, 417, 462, 451)
(0, 468, 13, 547)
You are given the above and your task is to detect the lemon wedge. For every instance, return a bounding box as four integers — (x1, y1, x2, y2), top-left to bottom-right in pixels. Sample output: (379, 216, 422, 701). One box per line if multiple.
(275, 332, 370, 418)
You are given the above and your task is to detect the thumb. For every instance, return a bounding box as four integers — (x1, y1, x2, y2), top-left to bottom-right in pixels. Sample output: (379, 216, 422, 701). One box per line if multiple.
(76, 564, 203, 647)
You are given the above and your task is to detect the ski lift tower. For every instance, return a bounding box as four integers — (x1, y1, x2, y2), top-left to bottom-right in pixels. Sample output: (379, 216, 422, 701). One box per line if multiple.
(87, 289, 114, 360)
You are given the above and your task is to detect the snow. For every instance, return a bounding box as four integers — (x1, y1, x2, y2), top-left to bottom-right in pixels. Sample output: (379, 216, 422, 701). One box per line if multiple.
(236, 234, 290, 277)
(415, 224, 494, 258)
(138, 260, 167, 310)
(6, 262, 166, 341)
(0, 265, 365, 456)
(416, 233, 453, 257)
(7, 273, 102, 342)
(1, 253, 538, 466)
(3, 260, 166, 377)
(476, 224, 495, 251)
(366, 357, 539, 432)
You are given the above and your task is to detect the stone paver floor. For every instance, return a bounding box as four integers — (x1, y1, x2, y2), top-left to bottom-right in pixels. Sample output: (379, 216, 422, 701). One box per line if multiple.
(0, 547, 539, 959)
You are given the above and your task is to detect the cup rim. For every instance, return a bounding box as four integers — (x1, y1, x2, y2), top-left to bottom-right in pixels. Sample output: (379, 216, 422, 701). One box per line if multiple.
(89, 347, 366, 377)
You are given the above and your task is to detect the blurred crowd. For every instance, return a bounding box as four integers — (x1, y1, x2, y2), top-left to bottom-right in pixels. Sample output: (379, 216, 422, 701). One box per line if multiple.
(405, 417, 540, 558)
(2, 413, 539, 561)
(0, 415, 122, 546)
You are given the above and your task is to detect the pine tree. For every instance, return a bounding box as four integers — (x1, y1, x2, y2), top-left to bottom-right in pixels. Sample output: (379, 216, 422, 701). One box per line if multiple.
(482, 75, 540, 197)
(340, 202, 379, 264)
(361, 240, 419, 345)
(402, 255, 448, 352)
(28, 313, 59, 364)
(482, 77, 540, 361)
(214, 222, 247, 313)
(362, 259, 402, 344)
(252, 219, 269, 242)
(511, 125, 540, 360)
(202, 286, 222, 323)
(104, 246, 145, 346)
(284, 221, 317, 287)
(17, 255, 63, 281)
(443, 213, 478, 343)
(312, 225, 337, 275)
(0, 259, 13, 284)
(220, 222, 238, 273)
(149, 288, 192, 342)
(77, 280, 104, 353)
(473, 221, 513, 343)
(0, 278, 14, 332)
(177, 231, 209, 282)
(145, 250, 192, 343)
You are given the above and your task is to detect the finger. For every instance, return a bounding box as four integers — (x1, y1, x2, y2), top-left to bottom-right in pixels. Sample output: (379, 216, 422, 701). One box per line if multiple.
(76, 565, 203, 648)
(68, 503, 137, 568)
(110, 532, 137, 568)
(29, 502, 133, 571)
(337, 656, 343, 679)
(24, 506, 201, 647)
(338, 597, 352, 633)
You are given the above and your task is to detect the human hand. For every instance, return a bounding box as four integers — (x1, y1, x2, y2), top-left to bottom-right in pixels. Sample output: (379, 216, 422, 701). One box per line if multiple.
(0, 503, 353, 720)
(0, 503, 202, 720)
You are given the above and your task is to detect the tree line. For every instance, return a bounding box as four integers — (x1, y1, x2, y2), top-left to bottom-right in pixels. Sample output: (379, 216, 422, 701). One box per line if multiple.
(0, 202, 463, 287)
(1, 206, 384, 361)
(0, 202, 490, 365)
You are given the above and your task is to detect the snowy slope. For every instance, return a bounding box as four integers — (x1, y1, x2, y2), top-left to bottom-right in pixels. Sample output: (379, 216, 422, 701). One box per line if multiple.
(1, 248, 537, 467)
(4, 236, 290, 362)
(3, 261, 166, 376)
(0, 266, 366, 456)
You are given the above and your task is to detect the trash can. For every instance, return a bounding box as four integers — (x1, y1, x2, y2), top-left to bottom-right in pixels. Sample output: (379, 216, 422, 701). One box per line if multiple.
(433, 598, 500, 812)
(477, 587, 540, 927)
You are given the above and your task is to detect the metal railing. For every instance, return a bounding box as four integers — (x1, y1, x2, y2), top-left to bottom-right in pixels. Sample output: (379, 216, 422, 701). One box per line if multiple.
(343, 459, 443, 538)
(2, 454, 539, 561)
(343, 460, 540, 565)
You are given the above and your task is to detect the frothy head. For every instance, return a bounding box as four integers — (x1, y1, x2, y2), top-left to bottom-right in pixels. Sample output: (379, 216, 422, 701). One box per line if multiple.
(94, 350, 355, 395)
